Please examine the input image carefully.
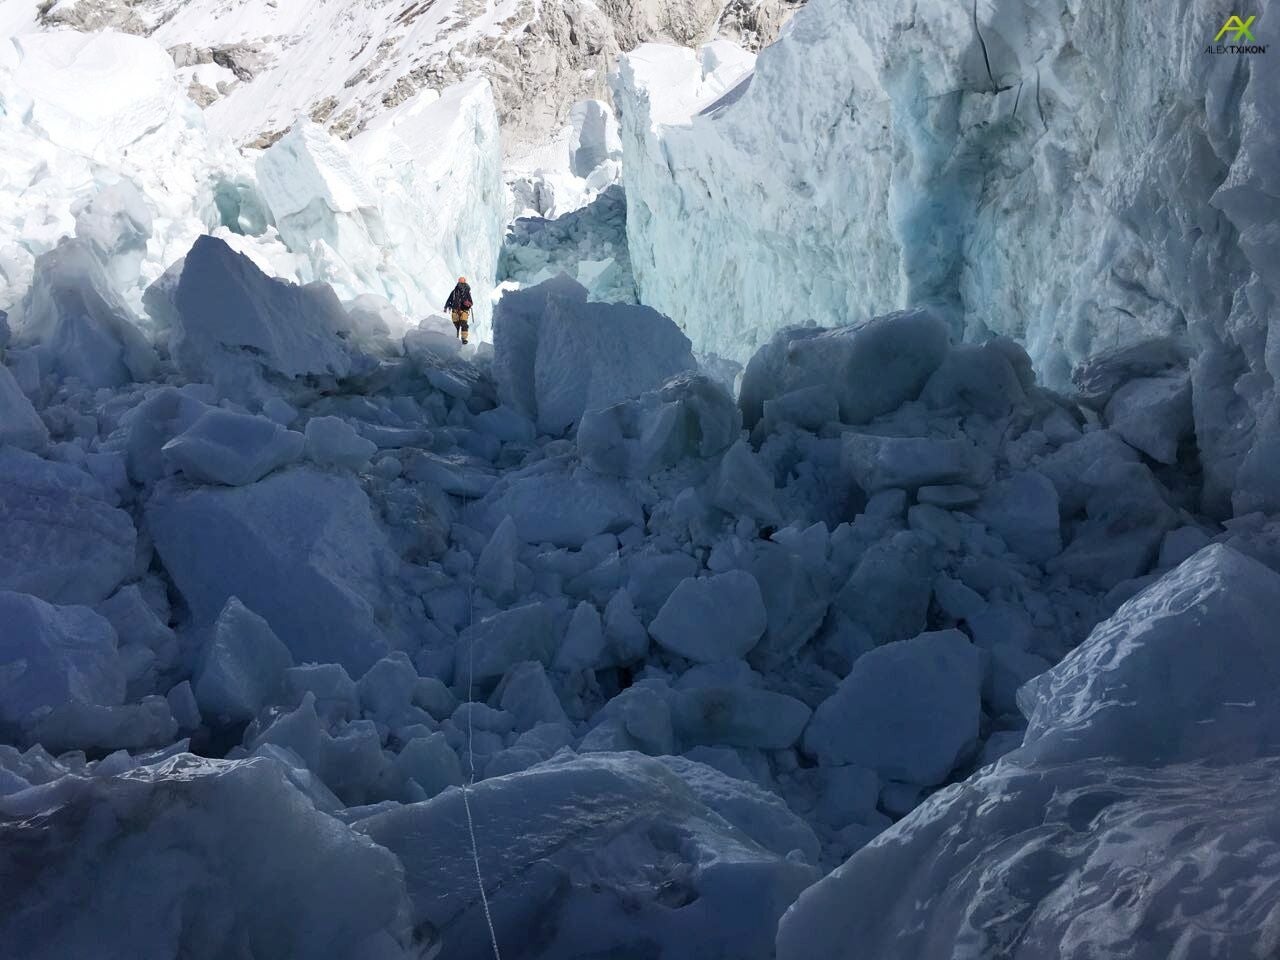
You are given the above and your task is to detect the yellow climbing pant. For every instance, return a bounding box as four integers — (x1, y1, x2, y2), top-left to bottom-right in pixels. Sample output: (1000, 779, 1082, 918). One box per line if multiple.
(451, 308, 470, 342)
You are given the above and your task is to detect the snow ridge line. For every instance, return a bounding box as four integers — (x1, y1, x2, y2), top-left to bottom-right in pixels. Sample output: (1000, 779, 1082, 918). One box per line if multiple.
(462, 495, 503, 960)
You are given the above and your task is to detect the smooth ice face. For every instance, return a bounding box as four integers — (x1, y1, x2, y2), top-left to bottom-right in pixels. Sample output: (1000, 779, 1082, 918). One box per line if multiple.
(613, 0, 1280, 513)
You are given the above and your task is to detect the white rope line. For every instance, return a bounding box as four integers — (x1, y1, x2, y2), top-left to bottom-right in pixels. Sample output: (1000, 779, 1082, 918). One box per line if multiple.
(461, 495, 502, 960)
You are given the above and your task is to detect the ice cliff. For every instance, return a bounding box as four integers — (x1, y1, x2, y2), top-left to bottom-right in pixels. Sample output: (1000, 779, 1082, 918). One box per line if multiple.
(0, 26, 506, 335)
(614, 0, 1280, 516)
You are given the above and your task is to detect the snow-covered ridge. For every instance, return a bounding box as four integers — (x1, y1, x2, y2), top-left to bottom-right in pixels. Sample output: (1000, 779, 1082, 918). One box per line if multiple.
(614, 0, 1280, 517)
(28, 0, 801, 152)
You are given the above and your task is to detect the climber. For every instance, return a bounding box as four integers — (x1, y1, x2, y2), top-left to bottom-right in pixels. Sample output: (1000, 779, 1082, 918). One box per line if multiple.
(444, 276, 473, 345)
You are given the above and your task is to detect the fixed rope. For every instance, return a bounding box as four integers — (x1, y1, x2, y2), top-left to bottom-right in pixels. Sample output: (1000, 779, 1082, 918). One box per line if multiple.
(460, 493, 502, 960)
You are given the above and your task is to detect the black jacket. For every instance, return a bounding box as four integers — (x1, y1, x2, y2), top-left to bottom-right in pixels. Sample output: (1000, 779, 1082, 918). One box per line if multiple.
(444, 282, 472, 311)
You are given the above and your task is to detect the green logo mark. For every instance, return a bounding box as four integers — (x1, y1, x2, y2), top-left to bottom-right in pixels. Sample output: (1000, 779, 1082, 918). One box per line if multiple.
(1215, 15, 1257, 42)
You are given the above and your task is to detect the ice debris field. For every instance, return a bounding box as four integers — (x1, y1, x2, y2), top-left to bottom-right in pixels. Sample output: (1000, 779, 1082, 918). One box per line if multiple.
(2, 0, 1280, 958)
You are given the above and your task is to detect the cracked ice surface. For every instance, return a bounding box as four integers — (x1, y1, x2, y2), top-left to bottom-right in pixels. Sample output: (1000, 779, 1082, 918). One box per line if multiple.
(613, 0, 1280, 514)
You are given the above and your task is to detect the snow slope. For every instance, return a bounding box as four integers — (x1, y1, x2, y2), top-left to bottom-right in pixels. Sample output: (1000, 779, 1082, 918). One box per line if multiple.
(24, 0, 796, 153)
(614, 1, 1280, 516)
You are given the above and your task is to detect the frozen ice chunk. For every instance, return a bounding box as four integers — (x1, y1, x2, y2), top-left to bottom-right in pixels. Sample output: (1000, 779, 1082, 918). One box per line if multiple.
(843, 433, 991, 493)
(0, 365, 47, 451)
(1158, 525, 1212, 569)
(920, 340, 1028, 418)
(194, 597, 293, 725)
(1036, 428, 1140, 515)
(497, 661, 569, 730)
(284, 663, 359, 724)
(672, 685, 812, 750)
(455, 602, 557, 683)
(148, 467, 399, 674)
(811, 765, 881, 830)
(357, 652, 418, 727)
(166, 680, 200, 731)
(975, 470, 1062, 562)
(248, 692, 324, 770)
(760, 385, 839, 434)
(554, 600, 607, 671)
(710, 439, 781, 524)
(170, 236, 354, 400)
(0, 754, 411, 959)
(659, 755, 820, 862)
(492, 275, 696, 435)
(11, 238, 156, 389)
(8, 31, 185, 161)
(1024, 544, 1280, 765)
(0, 591, 124, 737)
(303, 415, 377, 471)
(255, 121, 384, 267)
(474, 515, 519, 602)
(115, 386, 211, 485)
(162, 409, 304, 486)
(739, 311, 949, 429)
(475, 460, 643, 547)
(780, 756, 1280, 960)
(351, 79, 505, 334)
(73, 179, 152, 292)
(29, 696, 178, 754)
(358, 751, 816, 959)
(1047, 460, 1177, 589)
(0, 448, 136, 605)
(1103, 371, 1192, 464)
(745, 540, 830, 670)
(832, 532, 933, 645)
(395, 732, 463, 799)
(984, 643, 1050, 716)
(317, 719, 389, 805)
(413, 677, 458, 722)
(604, 588, 650, 664)
(577, 372, 740, 477)
(804, 629, 982, 785)
(95, 585, 175, 667)
(649, 570, 767, 663)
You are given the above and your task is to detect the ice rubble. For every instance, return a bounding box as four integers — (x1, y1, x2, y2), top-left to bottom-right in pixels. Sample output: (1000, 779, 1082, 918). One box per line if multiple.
(5, 211, 1270, 954)
(777, 544, 1280, 960)
(614, 3, 1280, 515)
(500, 184, 638, 305)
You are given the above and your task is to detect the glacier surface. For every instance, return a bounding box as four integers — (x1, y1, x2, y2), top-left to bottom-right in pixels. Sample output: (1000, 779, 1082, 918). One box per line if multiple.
(614, 2, 1280, 515)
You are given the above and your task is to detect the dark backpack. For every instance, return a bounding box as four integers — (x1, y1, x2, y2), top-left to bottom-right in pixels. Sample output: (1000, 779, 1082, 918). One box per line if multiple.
(458, 283, 472, 310)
